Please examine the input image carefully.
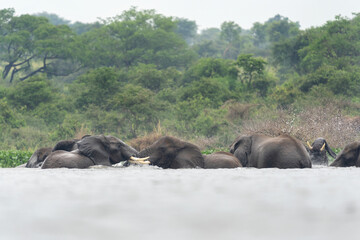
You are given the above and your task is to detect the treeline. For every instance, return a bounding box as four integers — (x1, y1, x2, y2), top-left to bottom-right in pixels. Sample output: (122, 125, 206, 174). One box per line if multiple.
(0, 8, 359, 150)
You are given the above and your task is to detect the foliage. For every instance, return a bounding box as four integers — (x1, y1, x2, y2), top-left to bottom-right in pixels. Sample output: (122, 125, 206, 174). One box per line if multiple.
(0, 9, 78, 82)
(34, 12, 71, 25)
(78, 7, 197, 69)
(111, 84, 161, 138)
(180, 77, 231, 107)
(174, 18, 197, 45)
(6, 75, 55, 110)
(0, 98, 25, 128)
(71, 67, 120, 109)
(270, 81, 301, 108)
(50, 114, 84, 141)
(128, 64, 173, 91)
(236, 54, 267, 87)
(220, 21, 242, 58)
(182, 58, 235, 86)
(193, 108, 228, 137)
(0, 150, 32, 167)
(252, 14, 300, 46)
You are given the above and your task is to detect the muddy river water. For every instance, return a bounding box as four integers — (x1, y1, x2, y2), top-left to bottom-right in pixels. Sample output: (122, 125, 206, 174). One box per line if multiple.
(0, 166, 359, 240)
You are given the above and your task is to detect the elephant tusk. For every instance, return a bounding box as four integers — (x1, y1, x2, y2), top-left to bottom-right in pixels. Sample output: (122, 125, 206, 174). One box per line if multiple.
(320, 143, 326, 151)
(128, 160, 150, 165)
(306, 141, 313, 150)
(130, 156, 150, 161)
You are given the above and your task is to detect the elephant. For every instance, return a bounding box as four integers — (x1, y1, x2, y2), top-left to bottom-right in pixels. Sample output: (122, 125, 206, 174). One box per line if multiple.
(203, 151, 241, 169)
(25, 137, 88, 168)
(306, 138, 336, 166)
(25, 147, 53, 168)
(330, 141, 360, 167)
(134, 136, 204, 169)
(41, 135, 138, 169)
(229, 134, 312, 168)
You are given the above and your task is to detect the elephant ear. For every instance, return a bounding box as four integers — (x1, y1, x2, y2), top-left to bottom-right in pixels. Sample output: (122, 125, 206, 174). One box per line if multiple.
(52, 139, 78, 152)
(77, 135, 111, 166)
(229, 136, 242, 153)
(230, 135, 251, 167)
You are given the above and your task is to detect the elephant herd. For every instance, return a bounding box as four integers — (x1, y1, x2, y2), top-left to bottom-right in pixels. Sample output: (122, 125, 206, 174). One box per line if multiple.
(22, 134, 360, 169)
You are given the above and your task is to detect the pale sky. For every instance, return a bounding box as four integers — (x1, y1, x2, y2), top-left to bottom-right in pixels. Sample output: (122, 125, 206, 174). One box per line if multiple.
(2, 0, 360, 30)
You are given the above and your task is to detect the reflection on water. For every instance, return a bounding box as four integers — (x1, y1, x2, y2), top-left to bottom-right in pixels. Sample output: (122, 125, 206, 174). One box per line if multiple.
(0, 166, 359, 240)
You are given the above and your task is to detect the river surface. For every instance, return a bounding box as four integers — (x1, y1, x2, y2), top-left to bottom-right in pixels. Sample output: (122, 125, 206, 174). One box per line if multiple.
(0, 165, 359, 240)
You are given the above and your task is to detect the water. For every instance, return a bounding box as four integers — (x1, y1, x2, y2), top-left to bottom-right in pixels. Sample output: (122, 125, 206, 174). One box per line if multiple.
(0, 166, 359, 240)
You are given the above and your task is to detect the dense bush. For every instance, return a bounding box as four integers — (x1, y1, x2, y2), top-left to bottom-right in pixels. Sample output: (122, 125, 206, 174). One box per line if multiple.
(6, 75, 55, 110)
(0, 150, 32, 168)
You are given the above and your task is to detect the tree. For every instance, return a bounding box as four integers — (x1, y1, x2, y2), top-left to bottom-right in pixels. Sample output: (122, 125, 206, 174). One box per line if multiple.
(180, 77, 231, 108)
(266, 15, 300, 43)
(0, 98, 24, 129)
(71, 67, 120, 109)
(174, 18, 197, 45)
(195, 28, 221, 43)
(128, 64, 176, 92)
(182, 58, 233, 85)
(236, 54, 267, 87)
(272, 14, 360, 77)
(70, 21, 102, 34)
(0, 8, 14, 35)
(250, 14, 301, 58)
(193, 28, 223, 58)
(220, 21, 242, 58)
(251, 22, 267, 48)
(0, 10, 78, 82)
(6, 75, 54, 110)
(111, 84, 160, 138)
(34, 12, 71, 25)
(79, 7, 196, 69)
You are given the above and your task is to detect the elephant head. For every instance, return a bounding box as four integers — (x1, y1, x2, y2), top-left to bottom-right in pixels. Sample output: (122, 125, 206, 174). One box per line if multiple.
(135, 136, 204, 169)
(307, 138, 336, 166)
(77, 135, 138, 166)
(229, 135, 252, 167)
(229, 134, 311, 168)
(42, 135, 139, 169)
(26, 147, 52, 168)
(330, 142, 360, 167)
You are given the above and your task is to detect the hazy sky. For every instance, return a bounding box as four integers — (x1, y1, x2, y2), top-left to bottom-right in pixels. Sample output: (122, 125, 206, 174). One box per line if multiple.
(2, 0, 360, 30)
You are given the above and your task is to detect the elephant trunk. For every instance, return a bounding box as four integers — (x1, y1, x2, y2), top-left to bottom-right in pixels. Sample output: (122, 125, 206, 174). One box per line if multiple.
(120, 140, 139, 159)
(136, 146, 154, 158)
(325, 142, 337, 159)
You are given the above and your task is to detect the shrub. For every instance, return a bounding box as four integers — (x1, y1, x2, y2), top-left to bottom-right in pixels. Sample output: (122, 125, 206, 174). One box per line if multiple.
(0, 98, 25, 129)
(128, 132, 163, 151)
(0, 150, 32, 168)
(241, 100, 360, 148)
(6, 75, 54, 110)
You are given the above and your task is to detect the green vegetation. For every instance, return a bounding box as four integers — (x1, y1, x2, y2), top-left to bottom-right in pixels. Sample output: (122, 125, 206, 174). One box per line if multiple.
(0, 7, 359, 167)
(0, 150, 32, 167)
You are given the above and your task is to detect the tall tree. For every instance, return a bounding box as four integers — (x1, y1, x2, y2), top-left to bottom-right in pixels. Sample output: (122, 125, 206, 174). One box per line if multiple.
(220, 21, 242, 59)
(0, 10, 78, 82)
(174, 18, 198, 45)
(34, 12, 71, 25)
(236, 54, 267, 87)
(79, 7, 196, 69)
